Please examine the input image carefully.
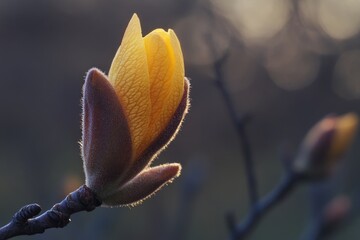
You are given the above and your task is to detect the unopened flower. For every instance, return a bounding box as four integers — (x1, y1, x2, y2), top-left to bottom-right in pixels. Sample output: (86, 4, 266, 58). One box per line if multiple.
(323, 195, 351, 226)
(81, 14, 190, 206)
(293, 113, 358, 179)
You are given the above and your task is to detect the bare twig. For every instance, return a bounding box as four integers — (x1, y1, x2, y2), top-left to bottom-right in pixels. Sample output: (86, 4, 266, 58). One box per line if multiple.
(208, 32, 302, 240)
(225, 211, 237, 233)
(301, 209, 339, 240)
(301, 194, 351, 240)
(213, 51, 258, 206)
(204, 3, 258, 205)
(0, 185, 101, 240)
(229, 172, 301, 240)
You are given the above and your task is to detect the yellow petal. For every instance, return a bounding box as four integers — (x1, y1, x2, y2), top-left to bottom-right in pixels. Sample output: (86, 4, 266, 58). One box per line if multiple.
(156, 30, 185, 135)
(140, 29, 185, 153)
(140, 30, 174, 150)
(108, 14, 151, 158)
(169, 29, 185, 82)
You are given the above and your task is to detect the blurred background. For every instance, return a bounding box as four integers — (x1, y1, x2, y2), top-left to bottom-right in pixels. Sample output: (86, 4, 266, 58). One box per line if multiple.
(1, 0, 360, 239)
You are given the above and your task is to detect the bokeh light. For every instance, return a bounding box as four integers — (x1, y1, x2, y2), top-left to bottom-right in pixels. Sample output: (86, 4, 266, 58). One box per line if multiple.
(211, 0, 291, 45)
(298, 0, 337, 54)
(333, 50, 360, 100)
(264, 34, 320, 91)
(300, 0, 360, 41)
(174, 11, 231, 66)
(318, 0, 360, 40)
(224, 47, 257, 92)
(62, 174, 82, 196)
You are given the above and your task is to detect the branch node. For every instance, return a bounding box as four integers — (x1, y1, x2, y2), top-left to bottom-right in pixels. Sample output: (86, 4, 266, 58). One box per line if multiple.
(0, 185, 102, 239)
(13, 204, 42, 224)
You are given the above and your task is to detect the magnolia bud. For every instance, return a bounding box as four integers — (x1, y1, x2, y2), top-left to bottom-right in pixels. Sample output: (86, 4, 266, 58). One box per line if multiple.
(81, 14, 190, 207)
(323, 195, 351, 226)
(293, 113, 358, 179)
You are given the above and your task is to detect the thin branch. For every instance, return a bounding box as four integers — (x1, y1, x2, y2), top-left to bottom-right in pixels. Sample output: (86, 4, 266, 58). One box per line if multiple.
(301, 210, 341, 240)
(301, 217, 325, 240)
(0, 185, 101, 240)
(205, 9, 306, 240)
(301, 194, 352, 240)
(225, 211, 237, 233)
(204, 6, 258, 205)
(213, 52, 258, 206)
(210, 43, 303, 240)
(230, 172, 301, 240)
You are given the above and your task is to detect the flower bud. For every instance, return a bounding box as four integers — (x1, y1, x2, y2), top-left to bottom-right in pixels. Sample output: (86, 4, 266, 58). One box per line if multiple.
(323, 195, 351, 226)
(81, 14, 190, 206)
(293, 113, 358, 179)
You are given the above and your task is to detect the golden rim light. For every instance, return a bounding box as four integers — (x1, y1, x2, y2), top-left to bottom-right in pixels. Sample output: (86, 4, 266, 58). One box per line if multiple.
(82, 14, 189, 206)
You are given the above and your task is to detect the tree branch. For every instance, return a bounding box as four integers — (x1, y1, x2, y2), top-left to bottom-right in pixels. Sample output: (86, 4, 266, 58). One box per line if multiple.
(204, 10, 310, 239)
(213, 52, 258, 206)
(209, 40, 302, 240)
(229, 172, 301, 240)
(0, 185, 101, 240)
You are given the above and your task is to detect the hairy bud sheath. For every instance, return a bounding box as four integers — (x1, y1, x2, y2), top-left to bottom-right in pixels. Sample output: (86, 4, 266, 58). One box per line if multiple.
(293, 113, 358, 179)
(81, 14, 190, 206)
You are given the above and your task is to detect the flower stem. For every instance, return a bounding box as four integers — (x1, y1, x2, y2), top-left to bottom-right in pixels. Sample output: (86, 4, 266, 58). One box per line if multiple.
(0, 185, 101, 240)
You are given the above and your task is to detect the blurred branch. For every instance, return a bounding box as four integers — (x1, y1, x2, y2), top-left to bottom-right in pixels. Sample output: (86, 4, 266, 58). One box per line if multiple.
(204, 3, 258, 206)
(205, 4, 360, 239)
(207, 28, 303, 239)
(301, 195, 351, 240)
(229, 172, 301, 239)
(210, 42, 303, 240)
(301, 216, 328, 240)
(212, 48, 346, 239)
(213, 49, 258, 206)
(0, 185, 101, 240)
